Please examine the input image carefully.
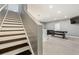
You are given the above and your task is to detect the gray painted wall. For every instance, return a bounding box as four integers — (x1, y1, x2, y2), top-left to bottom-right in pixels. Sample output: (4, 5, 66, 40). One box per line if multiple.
(46, 19, 79, 37)
(20, 5, 43, 55)
(8, 4, 19, 12)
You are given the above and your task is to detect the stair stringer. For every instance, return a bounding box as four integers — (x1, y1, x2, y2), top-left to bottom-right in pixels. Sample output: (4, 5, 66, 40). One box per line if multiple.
(18, 13, 34, 55)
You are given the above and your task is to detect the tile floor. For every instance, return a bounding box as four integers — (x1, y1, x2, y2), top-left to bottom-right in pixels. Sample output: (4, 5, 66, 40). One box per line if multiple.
(43, 35, 79, 55)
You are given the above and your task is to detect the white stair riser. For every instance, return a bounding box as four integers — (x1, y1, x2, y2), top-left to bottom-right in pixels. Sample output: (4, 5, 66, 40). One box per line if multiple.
(0, 31, 25, 35)
(0, 40, 28, 50)
(3, 22, 23, 24)
(0, 35, 26, 41)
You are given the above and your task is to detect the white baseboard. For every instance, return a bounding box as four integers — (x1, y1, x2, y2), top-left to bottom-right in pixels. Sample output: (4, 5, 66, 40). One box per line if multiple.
(67, 35, 79, 39)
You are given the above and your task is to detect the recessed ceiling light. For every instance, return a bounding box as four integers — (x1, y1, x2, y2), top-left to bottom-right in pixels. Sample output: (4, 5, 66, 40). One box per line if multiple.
(57, 10, 62, 14)
(38, 14, 40, 16)
(49, 5, 53, 8)
(54, 18, 57, 20)
(65, 16, 67, 18)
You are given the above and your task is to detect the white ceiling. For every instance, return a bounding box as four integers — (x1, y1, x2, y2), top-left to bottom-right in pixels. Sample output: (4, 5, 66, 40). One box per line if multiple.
(27, 4, 79, 22)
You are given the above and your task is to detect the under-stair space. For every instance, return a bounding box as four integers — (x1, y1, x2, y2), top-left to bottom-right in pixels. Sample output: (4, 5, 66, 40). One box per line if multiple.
(0, 10, 33, 55)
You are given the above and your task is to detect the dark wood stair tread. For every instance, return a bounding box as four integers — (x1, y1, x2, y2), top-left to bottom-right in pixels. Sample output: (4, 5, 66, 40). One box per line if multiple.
(0, 29, 24, 32)
(16, 50, 32, 55)
(2, 26, 23, 28)
(0, 43, 29, 54)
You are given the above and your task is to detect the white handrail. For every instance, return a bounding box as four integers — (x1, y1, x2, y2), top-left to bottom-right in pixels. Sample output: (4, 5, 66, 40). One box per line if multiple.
(0, 4, 7, 12)
(0, 4, 8, 29)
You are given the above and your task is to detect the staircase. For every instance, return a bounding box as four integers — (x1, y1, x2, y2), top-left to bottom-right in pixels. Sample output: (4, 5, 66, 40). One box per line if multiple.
(0, 11, 34, 55)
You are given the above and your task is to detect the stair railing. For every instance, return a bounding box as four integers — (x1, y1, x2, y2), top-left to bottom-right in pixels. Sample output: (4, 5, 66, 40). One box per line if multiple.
(0, 4, 8, 30)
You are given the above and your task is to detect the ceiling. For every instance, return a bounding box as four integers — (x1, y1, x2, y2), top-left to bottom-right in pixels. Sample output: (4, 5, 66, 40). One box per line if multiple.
(27, 4, 79, 22)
